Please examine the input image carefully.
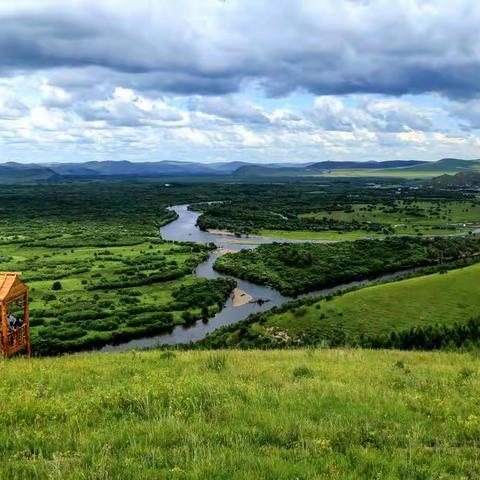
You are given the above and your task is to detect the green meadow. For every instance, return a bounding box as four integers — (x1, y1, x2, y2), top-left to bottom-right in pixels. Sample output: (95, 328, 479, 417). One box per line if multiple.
(1, 348, 479, 479)
(300, 200, 480, 237)
(259, 229, 382, 241)
(264, 262, 480, 340)
(315, 168, 460, 178)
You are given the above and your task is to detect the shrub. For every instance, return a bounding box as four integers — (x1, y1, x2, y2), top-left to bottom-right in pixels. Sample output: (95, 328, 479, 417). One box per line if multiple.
(42, 293, 57, 302)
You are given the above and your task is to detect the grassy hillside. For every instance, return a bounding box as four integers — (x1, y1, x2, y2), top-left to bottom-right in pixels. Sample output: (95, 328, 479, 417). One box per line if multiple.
(1, 349, 479, 479)
(262, 262, 480, 341)
(432, 171, 480, 187)
(399, 158, 480, 173)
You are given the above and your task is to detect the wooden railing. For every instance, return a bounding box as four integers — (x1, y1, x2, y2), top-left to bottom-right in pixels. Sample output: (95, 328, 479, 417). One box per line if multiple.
(2, 325, 27, 355)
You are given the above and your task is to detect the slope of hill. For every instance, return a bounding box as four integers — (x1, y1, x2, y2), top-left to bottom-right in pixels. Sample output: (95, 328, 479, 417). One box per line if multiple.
(308, 160, 426, 170)
(0, 163, 59, 183)
(202, 262, 480, 350)
(233, 160, 426, 177)
(234, 158, 480, 178)
(2, 158, 480, 182)
(400, 158, 480, 173)
(51, 160, 217, 177)
(8, 160, 314, 178)
(1, 348, 478, 478)
(271, 262, 480, 339)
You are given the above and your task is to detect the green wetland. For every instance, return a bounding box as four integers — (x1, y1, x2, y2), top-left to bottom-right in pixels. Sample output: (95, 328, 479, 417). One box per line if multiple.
(1, 178, 480, 355)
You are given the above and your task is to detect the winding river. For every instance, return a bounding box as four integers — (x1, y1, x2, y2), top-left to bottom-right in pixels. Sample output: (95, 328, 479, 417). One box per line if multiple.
(100, 204, 422, 352)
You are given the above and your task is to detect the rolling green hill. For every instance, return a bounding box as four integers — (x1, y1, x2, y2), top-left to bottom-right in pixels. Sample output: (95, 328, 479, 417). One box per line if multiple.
(264, 262, 480, 340)
(1, 348, 479, 478)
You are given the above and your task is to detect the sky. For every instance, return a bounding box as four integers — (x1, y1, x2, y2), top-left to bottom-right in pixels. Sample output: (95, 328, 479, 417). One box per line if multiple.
(1, 0, 480, 164)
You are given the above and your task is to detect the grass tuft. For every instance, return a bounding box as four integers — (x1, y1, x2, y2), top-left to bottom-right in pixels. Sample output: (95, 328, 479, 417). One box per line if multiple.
(293, 365, 314, 378)
(203, 352, 228, 371)
(160, 350, 176, 360)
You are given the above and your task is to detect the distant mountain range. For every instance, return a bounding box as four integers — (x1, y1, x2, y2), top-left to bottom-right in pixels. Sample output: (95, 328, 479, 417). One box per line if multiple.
(0, 158, 479, 183)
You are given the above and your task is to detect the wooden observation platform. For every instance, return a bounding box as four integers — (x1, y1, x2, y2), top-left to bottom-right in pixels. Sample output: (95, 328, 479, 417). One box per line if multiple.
(0, 273, 31, 357)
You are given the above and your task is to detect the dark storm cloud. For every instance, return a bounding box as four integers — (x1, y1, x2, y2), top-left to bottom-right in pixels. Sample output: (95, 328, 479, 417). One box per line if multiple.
(1, 0, 480, 98)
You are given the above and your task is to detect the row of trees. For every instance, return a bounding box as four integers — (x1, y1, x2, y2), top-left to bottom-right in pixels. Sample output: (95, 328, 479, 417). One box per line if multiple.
(215, 236, 480, 296)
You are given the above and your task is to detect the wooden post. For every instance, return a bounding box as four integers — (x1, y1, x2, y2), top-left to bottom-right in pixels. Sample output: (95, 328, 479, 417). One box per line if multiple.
(1, 301, 7, 356)
(24, 291, 31, 357)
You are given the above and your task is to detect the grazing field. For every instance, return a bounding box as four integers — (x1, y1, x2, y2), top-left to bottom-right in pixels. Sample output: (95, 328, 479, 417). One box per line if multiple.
(259, 229, 382, 241)
(262, 262, 480, 340)
(300, 200, 480, 236)
(214, 236, 480, 296)
(316, 167, 479, 178)
(1, 348, 479, 479)
(314, 167, 446, 178)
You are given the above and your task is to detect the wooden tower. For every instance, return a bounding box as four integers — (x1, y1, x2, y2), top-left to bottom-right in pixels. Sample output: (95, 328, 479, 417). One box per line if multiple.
(0, 273, 31, 357)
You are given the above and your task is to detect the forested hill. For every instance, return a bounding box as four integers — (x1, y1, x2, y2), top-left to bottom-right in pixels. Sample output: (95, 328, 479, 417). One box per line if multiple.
(0, 164, 60, 183)
(432, 171, 480, 187)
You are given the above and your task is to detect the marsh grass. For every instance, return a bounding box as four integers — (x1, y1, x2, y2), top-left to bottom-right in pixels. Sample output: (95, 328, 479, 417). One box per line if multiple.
(0, 349, 478, 479)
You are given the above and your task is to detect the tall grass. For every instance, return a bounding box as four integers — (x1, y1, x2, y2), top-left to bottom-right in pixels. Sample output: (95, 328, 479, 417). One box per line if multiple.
(0, 348, 478, 479)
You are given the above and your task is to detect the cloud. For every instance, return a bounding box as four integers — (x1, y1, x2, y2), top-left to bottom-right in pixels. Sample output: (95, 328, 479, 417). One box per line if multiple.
(40, 84, 72, 107)
(449, 99, 480, 129)
(309, 96, 434, 132)
(188, 96, 271, 125)
(75, 87, 184, 127)
(2, 1, 480, 164)
(1, 1, 480, 98)
(0, 87, 28, 119)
